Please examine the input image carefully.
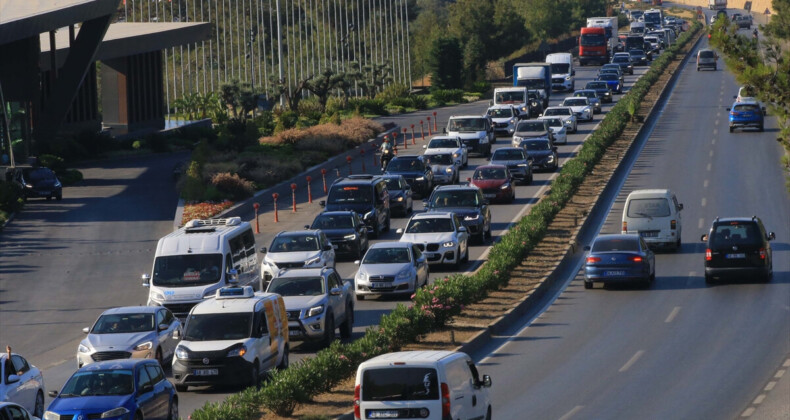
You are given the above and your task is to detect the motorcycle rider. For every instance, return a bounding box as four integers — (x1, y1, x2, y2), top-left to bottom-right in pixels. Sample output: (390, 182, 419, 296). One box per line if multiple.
(752, 28, 759, 39)
(380, 138, 394, 171)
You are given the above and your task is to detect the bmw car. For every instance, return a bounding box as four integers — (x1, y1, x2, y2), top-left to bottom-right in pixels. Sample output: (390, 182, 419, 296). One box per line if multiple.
(397, 212, 469, 269)
(583, 234, 656, 289)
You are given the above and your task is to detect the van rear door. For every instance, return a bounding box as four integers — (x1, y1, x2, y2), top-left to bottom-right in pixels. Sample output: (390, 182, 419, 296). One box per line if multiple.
(359, 366, 443, 419)
(625, 197, 673, 237)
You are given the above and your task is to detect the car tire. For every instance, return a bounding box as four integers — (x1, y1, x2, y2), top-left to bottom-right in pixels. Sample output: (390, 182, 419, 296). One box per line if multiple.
(705, 274, 715, 285)
(250, 362, 260, 388)
(322, 315, 335, 348)
(485, 223, 492, 241)
(384, 213, 391, 232)
(176, 384, 188, 392)
(56, 193, 62, 201)
(155, 347, 163, 366)
(356, 242, 364, 260)
(372, 221, 380, 239)
(34, 391, 44, 418)
(697, 67, 700, 71)
(135, 412, 143, 420)
(584, 281, 593, 289)
(508, 191, 515, 203)
(759, 124, 764, 132)
(168, 399, 179, 420)
(462, 243, 469, 263)
(486, 406, 492, 420)
(729, 125, 734, 133)
(340, 306, 354, 339)
(46, 196, 52, 201)
(277, 346, 290, 370)
(714, 65, 717, 71)
(675, 238, 682, 251)
(454, 247, 463, 270)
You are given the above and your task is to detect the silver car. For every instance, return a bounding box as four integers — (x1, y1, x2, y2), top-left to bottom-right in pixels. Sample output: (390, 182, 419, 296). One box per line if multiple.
(538, 117, 568, 144)
(561, 97, 594, 122)
(354, 241, 429, 299)
(77, 306, 182, 368)
(423, 151, 459, 185)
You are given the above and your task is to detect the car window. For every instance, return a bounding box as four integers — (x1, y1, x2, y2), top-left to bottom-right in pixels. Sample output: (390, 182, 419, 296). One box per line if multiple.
(385, 177, 403, 191)
(156, 310, 165, 327)
(424, 154, 454, 166)
(412, 245, 423, 260)
(363, 248, 411, 264)
(492, 149, 525, 161)
(270, 234, 320, 252)
(474, 168, 508, 180)
(522, 140, 551, 151)
(448, 118, 486, 132)
(268, 277, 325, 296)
(563, 99, 587, 106)
(516, 121, 547, 131)
(145, 364, 165, 385)
(137, 366, 152, 391)
(592, 237, 640, 252)
(330, 272, 343, 289)
(543, 108, 570, 116)
(488, 108, 514, 118)
(429, 139, 458, 148)
(733, 104, 760, 112)
(711, 222, 762, 246)
(10, 356, 29, 375)
(312, 214, 355, 229)
(361, 367, 439, 401)
(405, 218, 454, 233)
(328, 185, 373, 204)
(91, 313, 155, 334)
(5, 405, 30, 420)
(387, 158, 423, 172)
(627, 198, 671, 218)
(544, 118, 563, 128)
(430, 190, 479, 208)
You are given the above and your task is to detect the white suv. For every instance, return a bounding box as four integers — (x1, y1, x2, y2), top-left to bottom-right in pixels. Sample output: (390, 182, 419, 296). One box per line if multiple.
(261, 230, 336, 283)
(396, 212, 469, 269)
(445, 115, 494, 157)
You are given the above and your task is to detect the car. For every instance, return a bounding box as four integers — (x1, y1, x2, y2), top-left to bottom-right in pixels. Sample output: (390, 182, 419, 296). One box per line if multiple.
(0, 402, 39, 420)
(700, 216, 775, 284)
(560, 97, 594, 122)
(526, 90, 544, 117)
(630, 10, 644, 22)
(621, 189, 684, 250)
(322, 175, 391, 239)
(537, 117, 568, 145)
(353, 241, 429, 300)
(644, 36, 661, 53)
(45, 359, 178, 420)
(727, 99, 765, 132)
(471, 164, 516, 203)
(597, 73, 623, 94)
(511, 119, 555, 147)
(572, 89, 602, 114)
(0, 351, 45, 418)
(585, 81, 613, 103)
(583, 234, 656, 289)
(423, 152, 460, 185)
(423, 185, 492, 244)
(382, 175, 413, 217)
(385, 155, 434, 197)
(519, 137, 559, 172)
(12, 167, 62, 201)
(735, 14, 752, 29)
(307, 211, 369, 259)
(599, 68, 625, 87)
(397, 212, 469, 268)
(486, 105, 522, 138)
(647, 30, 667, 49)
(266, 266, 354, 345)
(489, 147, 533, 185)
(444, 115, 494, 157)
(422, 136, 468, 167)
(628, 48, 649, 66)
(611, 53, 634, 74)
(696, 48, 717, 71)
(77, 306, 182, 369)
(541, 106, 578, 132)
(601, 63, 624, 77)
(260, 230, 337, 281)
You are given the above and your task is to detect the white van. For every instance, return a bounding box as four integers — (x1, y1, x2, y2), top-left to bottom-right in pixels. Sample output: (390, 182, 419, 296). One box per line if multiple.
(492, 86, 530, 115)
(622, 189, 684, 250)
(545, 53, 575, 91)
(630, 21, 646, 35)
(354, 351, 492, 420)
(142, 217, 261, 317)
(171, 286, 289, 391)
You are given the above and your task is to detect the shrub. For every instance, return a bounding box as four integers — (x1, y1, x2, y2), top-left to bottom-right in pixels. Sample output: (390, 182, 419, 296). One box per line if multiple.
(376, 83, 410, 102)
(38, 154, 67, 174)
(409, 95, 429, 110)
(470, 80, 491, 95)
(388, 97, 413, 108)
(0, 181, 24, 214)
(277, 110, 300, 130)
(180, 161, 205, 201)
(211, 172, 255, 200)
(430, 89, 465, 104)
(347, 98, 388, 116)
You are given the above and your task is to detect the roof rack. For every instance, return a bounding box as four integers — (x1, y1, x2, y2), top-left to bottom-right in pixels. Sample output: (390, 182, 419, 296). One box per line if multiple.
(215, 286, 255, 299)
(184, 217, 242, 229)
(347, 174, 375, 179)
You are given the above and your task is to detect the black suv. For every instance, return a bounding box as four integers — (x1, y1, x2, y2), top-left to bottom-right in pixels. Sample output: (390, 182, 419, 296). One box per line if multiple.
(700, 216, 775, 284)
(321, 175, 390, 238)
(307, 211, 369, 259)
(384, 155, 434, 197)
(424, 185, 492, 243)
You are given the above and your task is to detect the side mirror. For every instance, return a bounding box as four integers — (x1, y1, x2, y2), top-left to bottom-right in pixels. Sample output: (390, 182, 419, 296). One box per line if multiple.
(726, 108, 731, 111)
(762, 107, 767, 115)
(768, 232, 776, 240)
(48, 390, 59, 398)
(141, 274, 151, 288)
(571, 69, 576, 76)
(552, 146, 558, 152)
(396, 228, 404, 235)
(329, 287, 342, 296)
(7, 374, 20, 384)
(82, 327, 90, 334)
(319, 200, 326, 207)
(158, 323, 169, 332)
(442, 128, 447, 134)
(227, 268, 239, 284)
(422, 144, 427, 149)
(304, 225, 310, 230)
(323, 244, 333, 251)
(489, 100, 494, 106)
(678, 203, 684, 210)
(458, 226, 468, 233)
(422, 199, 429, 207)
(583, 245, 591, 251)
(259, 247, 267, 254)
(482, 374, 492, 388)
(700, 234, 708, 242)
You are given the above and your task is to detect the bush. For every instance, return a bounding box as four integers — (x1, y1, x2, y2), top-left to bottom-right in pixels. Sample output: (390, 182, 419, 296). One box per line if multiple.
(38, 154, 66, 174)
(0, 180, 24, 214)
(410, 95, 429, 110)
(347, 98, 388, 116)
(430, 89, 465, 104)
(376, 83, 411, 102)
(470, 80, 491, 95)
(277, 110, 300, 130)
(388, 97, 413, 108)
(211, 172, 255, 200)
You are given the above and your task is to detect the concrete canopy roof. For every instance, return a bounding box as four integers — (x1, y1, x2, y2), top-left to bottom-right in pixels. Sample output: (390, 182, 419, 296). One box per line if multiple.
(0, 0, 121, 44)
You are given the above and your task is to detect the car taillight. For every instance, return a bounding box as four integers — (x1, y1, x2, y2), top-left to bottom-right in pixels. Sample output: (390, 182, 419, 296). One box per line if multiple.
(586, 257, 601, 263)
(706, 249, 712, 261)
(354, 384, 361, 420)
(441, 382, 451, 418)
(670, 220, 676, 229)
(629, 256, 643, 262)
(622, 221, 628, 232)
(759, 248, 766, 259)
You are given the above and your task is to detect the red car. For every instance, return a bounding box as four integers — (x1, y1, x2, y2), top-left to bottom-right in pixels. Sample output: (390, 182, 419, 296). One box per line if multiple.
(470, 164, 515, 203)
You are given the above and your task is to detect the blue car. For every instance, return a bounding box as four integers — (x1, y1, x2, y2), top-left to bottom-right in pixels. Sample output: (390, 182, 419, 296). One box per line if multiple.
(583, 234, 655, 289)
(727, 100, 765, 132)
(45, 359, 177, 420)
(597, 73, 622, 94)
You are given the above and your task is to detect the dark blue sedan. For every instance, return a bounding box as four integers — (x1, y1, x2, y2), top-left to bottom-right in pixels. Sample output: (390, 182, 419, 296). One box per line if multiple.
(597, 73, 622, 94)
(583, 234, 655, 289)
(45, 359, 177, 420)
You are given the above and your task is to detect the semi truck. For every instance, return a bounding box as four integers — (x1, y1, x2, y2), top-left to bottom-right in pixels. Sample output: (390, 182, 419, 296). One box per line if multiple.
(512, 63, 551, 108)
(586, 17, 618, 54)
(579, 26, 609, 66)
(708, 0, 727, 10)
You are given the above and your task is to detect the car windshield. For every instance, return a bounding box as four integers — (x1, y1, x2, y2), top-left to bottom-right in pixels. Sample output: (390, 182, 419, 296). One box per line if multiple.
(268, 277, 325, 296)
(425, 154, 453, 166)
(600, 69, 619, 76)
(152, 254, 223, 287)
(362, 367, 439, 401)
(522, 140, 551, 151)
(24, 168, 56, 182)
(328, 185, 372, 204)
(516, 121, 547, 131)
(733, 104, 760, 112)
(711, 223, 762, 247)
(629, 50, 644, 56)
(517, 79, 546, 89)
(60, 370, 134, 397)
(550, 63, 570, 74)
(645, 37, 658, 43)
(599, 74, 618, 81)
(575, 91, 595, 99)
(362, 247, 411, 264)
(183, 312, 252, 341)
(487, 108, 514, 118)
(563, 99, 587, 106)
(627, 198, 671, 218)
(580, 33, 605, 46)
(543, 108, 571, 116)
(384, 178, 403, 190)
(544, 118, 564, 128)
(474, 168, 508, 180)
(495, 91, 525, 103)
(405, 218, 454, 233)
(428, 138, 458, 148)
(492, 149, 525, 161)
(91, 313, 155, 334)
(312, 214, 354, 229)
(447, 118, 486, 132)
(431, 190, 479, 208)
(387, 158, 423, 172)
(592, 237, 639, 252)
(270, 234, 320, 252)
(613, 56, 629, 63)
(586, 82, 608, 90)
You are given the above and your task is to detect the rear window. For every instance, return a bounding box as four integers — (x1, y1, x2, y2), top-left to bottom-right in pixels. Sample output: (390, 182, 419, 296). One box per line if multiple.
(592, 237, 639, 252)
(362, 367, 439, 401)
(699, 51, 715, 59)
(711, 222, 762, 246)
(627, 198, 671, 218)
(733, 104, 760, 112)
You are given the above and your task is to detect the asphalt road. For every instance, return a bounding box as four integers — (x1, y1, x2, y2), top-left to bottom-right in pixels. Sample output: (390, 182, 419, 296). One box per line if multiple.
(474, 31, 790, 419)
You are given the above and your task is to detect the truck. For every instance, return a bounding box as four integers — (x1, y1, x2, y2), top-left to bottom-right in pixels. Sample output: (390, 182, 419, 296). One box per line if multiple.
(708, 0, 727, 10)
(586, 17, 618, 55)
(579, 26, 609, 66)
(512, 63, 551, 108)
(643, 9, 663, 29)
(545, 52, 575, 91)
(625, 35, 645, 52)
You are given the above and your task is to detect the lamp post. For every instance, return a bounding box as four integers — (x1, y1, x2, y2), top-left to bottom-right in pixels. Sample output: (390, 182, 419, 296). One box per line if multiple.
(275, 0, 285, 108)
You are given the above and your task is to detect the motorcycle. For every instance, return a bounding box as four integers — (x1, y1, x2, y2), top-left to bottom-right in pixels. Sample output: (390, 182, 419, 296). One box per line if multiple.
(380, 148, 393, 171)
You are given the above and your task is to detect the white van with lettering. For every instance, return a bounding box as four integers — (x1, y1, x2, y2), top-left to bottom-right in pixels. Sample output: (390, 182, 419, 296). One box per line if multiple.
(622, 189, 684, 250)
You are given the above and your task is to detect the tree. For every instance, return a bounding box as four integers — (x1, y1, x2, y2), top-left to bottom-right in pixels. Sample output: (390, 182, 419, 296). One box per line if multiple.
(348, 62, 393, 98)
(266, 75, 313, 112)
(305, 68, 346, 110)
(463, 35, 486, 88)
(427, 36, 463, 90)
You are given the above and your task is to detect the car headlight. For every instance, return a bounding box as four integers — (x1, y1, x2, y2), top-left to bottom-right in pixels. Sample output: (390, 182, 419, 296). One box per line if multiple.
(305, 255, 321, 266)
(134, 341, 153, 352)
(308, 304, 324, 317)
(565, 75, 571, 80)
(25, 183, 33, 188)
(344, 233, 357, 240)
(564, 120, 572, 126)
(396, 196, 404, 202)
(396, 269, 411, 280)
(79, 343, 91, 353)
(442, 241, 456, 248)
(150, 291, 165, 302)
(175, 346, 189, 360)
(517, 163, 528, 167)
(500, 183, 510, 190)
(513, 136, 523, 142)
(355, 271, 368, 282)
(44, 412, 60, 420)
(509, 119, 515, 124)
(100, 407, 130, 418)
(464, 214, 480, 221)
(445, 167, 453, 174)
(363, 211, 375, 221)
(452, 152, 460, 159)
(416, 176, 425, 181)
(227, 345, 247, 357)
(54, 180, 62, 188)
(531, 101, 538, 107)
(548, 155, 555, 162)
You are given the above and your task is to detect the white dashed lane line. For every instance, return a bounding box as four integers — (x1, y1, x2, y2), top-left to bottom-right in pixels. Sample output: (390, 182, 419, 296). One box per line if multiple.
(558, 405, 584, 420)
(619, 350, 645, 373)
(665, 306, 681, 323)
(701, 197, 707, 207)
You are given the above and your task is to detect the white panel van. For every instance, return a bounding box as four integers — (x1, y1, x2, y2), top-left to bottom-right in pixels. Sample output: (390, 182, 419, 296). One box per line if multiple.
(622, 189, 684, 250)
(545, 53, 575, 91)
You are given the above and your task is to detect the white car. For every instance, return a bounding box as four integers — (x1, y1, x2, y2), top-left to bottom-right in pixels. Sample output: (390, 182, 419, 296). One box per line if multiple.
(0, 352, 45, 418)
(422, 135, 468, 167)
(397, 212, 469, 269)
(538, 117, 568, 144)
(445, 115, 494, 157)
(561, 97, 594, 122)
(354, 241, 430, 300)
(486, 105, 521, 138)
(542, 106, 578, 133)
(261, 230, 336, 281)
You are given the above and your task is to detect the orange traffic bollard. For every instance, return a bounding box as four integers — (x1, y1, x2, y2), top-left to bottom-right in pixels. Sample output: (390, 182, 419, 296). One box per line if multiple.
(360, 149, 366, 172)
(433, 112, 438, 131)
(321, 168, 328, 193)
(427, 117, 432, 136)
(291, 183, 297, 213)
(272, 193, 279, 223)
(306, 176, 313, 203)
(346, 156, 353, 175)
(253, 202, 261, 233)
(420, 120, 425, 140)
(411, 124, 416, 145)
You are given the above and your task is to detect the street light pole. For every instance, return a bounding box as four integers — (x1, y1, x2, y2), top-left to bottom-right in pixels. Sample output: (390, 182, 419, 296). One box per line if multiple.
(275, 0, 285, 108)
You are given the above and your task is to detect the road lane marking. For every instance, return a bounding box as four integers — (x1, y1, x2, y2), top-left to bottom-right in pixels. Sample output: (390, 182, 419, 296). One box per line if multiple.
(713, 128, 718, 135)
(558, 406, 584, 420)
(712, 138, 716, 145)
(665, 306, 681, 323)
(709, 150, 714, 157)
(715, 119, 719, 126)
(764, 381, 776, 391)
(619, 350, 645, 372)
(688, 271, 697, 287)
(698, 218, 705, 229)
(784, 359, 790, 367)
(701, 198, 707, 207)
(704, 179, 709, 188)
(753, 394, 766, 405)
(741, 407, 755, 417)
(775, 369, 785, 378)
(706, 163, 712, 171)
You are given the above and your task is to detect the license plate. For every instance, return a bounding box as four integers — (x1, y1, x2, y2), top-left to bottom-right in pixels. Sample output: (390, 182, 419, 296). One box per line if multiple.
(37, 191, 51, 196)
(726, 253, 746, 259)
(484, 194, 496, 198)
(289, 330, 301, 336)
(370, 282, 390, 289)
(604, 270, 626, 276)
(193, 369, 218, 376)
(369, 411, 399, 419)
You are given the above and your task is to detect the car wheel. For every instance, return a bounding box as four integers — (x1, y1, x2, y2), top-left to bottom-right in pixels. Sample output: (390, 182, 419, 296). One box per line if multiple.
(759, 123, 764, 132)
(462, 243, 469, 263)
(729, 125, 734, 133)
(454, 247, 463, 270)
(340, 305, 354, 339)
(277, 346, 289, 370)
(675, 238, 682, 251)
(168, 399, 179, 420)
(584, 281, 593, 289)
(486, 406, 492, 420)
(135, 412, 143, 420)
(508, 191, 515, 203)
(356, 242, 364, 260)
(384, 213, 391, 232)
(705, 274, 715, 285)
(250, 362, 260, 387)
(527, 173, 533, 185)
(46, 196, 52, 201)
(56, 193, 62, 201)
(372, 221, 380, 239)
(34, 391, 44, 417)
(714, 64, 717, 71)
(485, 222, 492, 241)
(175, 384, 188, 392)
(696, 67, 700, 71)
(322, 315, 335, 348)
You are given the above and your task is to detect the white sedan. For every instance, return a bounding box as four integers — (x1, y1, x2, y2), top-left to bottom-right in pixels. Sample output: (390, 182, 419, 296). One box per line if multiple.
(397, 212, 469, 269)
(538, 117, 568, 144)
(423, 135, 468, 167)
(541, 106, 578, 133)
(561, 97, 594, 122)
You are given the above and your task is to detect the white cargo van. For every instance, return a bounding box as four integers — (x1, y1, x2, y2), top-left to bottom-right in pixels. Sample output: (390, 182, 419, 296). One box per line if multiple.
(545, 53, 575, 91)
(354, 351, 492, 420)
(142, 217, 261, 318)
(622, 189, 684, 250)
(630, 21, 646, 35)
(492, 87, 530, 115)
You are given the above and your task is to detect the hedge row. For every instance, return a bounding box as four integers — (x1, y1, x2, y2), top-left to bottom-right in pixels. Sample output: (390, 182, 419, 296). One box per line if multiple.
(190, 21, 702, 419)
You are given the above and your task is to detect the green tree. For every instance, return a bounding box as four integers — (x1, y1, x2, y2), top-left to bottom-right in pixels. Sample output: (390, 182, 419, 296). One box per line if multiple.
(463, 35, 487, 88)
(305, 67, 346, 110)
(266, 75, 313, 112)
(409, 0, 449, 80)
(427, 36, 463, 90)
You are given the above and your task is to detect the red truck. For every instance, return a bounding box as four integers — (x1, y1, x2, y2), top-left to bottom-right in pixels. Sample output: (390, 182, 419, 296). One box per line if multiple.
(579, 26, 609, 66)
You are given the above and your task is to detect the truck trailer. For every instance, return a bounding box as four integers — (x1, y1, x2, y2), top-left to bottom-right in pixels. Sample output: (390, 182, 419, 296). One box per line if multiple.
(512, 63, 551, 108)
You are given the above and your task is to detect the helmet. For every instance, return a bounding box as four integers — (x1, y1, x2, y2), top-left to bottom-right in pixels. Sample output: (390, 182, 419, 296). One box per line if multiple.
(383, 139, 389, 143)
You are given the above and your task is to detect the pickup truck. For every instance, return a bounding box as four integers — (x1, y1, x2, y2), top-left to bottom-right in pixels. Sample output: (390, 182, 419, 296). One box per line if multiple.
(265, 266, 354, 348)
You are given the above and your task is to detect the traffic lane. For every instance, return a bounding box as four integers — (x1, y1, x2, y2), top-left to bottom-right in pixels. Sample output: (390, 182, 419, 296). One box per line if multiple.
(480, 36, 790, 419)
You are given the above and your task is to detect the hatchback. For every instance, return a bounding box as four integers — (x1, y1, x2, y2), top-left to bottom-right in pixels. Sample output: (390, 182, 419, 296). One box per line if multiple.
(700, 216, 775, 284)
(13, 167, 62, 201)
(583, 234, 656, 289)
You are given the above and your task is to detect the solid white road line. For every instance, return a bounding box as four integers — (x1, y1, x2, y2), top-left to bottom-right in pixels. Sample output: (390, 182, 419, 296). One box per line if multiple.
(558, 405, 584, 420)
(619, 350, 645, 373)
(665, 306, 681, 323)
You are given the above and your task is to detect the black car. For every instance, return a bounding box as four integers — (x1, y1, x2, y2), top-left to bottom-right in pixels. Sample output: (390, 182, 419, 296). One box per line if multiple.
(585, 81, 613, 103)
(611, 54, 634, 75)
(13, 166, 62, 200)
(307, 211, 369, 259)
(424, 185, 492, 243)
(385, 156, 434, 197)
(628, 49, 649, 66)
(701, 216, 775, 284)
(519, 138, 559, 172)
(383, 174, 413, 217)
(321, 175, 390, 238)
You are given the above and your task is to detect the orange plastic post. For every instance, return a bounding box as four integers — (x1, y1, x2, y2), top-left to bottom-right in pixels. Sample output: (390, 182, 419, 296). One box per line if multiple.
(411, 124, 416, 144)
(253, 203, 260, 233)
(291, 183, 297, 213)
(321, 169, 328, 194)
(306, 176, 313, 203)
(272, 193, 279, 223)
(433, 112, 438, 131)
(427, 117, 432, 136)
(346, 156, 353, 175)
(402, 128, 408, 149)
(360, 149, 366, 172)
